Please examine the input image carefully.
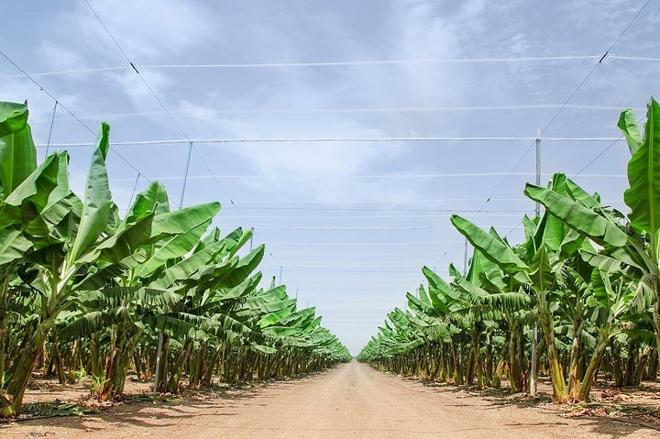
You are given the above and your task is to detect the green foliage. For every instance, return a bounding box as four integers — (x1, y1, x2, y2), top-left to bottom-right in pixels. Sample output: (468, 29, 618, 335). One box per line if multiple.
(359, 97, 660, 403)
(0, 100, 349, 417)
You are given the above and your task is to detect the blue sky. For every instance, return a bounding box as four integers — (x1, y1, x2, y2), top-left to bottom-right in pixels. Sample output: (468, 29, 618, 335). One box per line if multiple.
(2, 0, 658, 353)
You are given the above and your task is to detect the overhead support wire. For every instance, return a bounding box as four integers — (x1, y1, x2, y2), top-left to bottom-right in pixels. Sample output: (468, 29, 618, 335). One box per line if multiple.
(35, 136, 623, 148)
(572, 113, 647, 177)
(4, 53, 660, 80)
(266, 241, 458, 246)
(82, 0, 242, 217)
(0, 54, 602, 80)
(261, 265, 422, 273)
(205, 225, 524, 231)
(83, 0, 190, 141)
(607, 55, 660, 62)
(0, 66, 128, 79)
(216, 213, 530, 219)
(108, 172, 625, 183)
(158, 206, 533, 213)
(27, 104, 646, 124)
(219, 226, 429, 231)
(140, 55, 601, 69)
(8, 53, 660, 81)
(439, 0, 650, 262)
(82, 0, 288, 278)
(0, 46, 151, 181)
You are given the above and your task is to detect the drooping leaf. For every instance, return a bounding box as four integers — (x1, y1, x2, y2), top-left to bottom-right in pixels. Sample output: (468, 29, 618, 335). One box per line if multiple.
(525, 182, 628, 247)
(135, 220, 210, 278)
(0, 228, 31, 265)
(623, 98, 660, 236)
(450, 215, 528, 271)
(618, 108, 643, 154)
(217, 245, 265, 288)
(0, 101, 36, 198)
(150, 202, 220, 237)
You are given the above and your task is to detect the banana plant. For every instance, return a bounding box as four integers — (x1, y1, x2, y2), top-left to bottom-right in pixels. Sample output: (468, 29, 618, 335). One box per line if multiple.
(361, 98, 659, 404)
(0, 102, 36, 402)
(2, 122, 160, 415)
(525, 99, 660, 369)
(0, 99, 350, 417)
(576, 270, 641, 400)
(0, 103, 85, 415)
(450, 172, 609, 402)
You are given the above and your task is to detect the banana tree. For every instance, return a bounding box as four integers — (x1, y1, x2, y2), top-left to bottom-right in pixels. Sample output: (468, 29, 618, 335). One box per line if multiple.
(1, 122, 166, 416)
(576, 270, 641, 400)
(525, 99, 660, 368)
(0, 99, 349, 415)
(62, 181, 222, 399)
(0, 102, 36, 399)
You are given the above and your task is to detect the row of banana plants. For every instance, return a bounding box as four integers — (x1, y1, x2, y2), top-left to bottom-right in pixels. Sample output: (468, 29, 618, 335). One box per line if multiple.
(0, 101, 350, 417)
(358, 98, 660, 403)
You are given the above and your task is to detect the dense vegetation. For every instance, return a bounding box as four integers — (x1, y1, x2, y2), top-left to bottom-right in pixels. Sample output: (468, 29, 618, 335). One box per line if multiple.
(359, 98, 660, 403)
(0, 101, 350, 417)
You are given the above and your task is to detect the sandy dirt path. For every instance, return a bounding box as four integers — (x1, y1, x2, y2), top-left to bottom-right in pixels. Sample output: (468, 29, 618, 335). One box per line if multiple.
(2, 361, 656, 438)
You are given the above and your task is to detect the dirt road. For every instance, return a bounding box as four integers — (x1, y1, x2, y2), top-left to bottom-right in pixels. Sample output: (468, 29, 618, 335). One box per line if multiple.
(3, 361, 656, 438)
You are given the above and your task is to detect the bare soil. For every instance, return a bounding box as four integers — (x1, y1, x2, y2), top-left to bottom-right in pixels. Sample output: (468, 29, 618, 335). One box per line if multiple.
(2, 361, 659, 438)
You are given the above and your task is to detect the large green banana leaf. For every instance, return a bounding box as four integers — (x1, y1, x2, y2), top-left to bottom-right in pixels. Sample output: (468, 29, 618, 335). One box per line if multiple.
(0, 101, 36, 198)
(451, 214, 528, 271)
(67, 123, 112, 265)
(524, 182, 628, 247)
(127, 181, 170, 219)
(0, 228, 31, 265)
(150, 202, 220, 237)
(618, 107, 643, 154)
(135, 220, 210, 278)
(622, 98, 660, 237)
(151, 240, 226, 288)
(217, 245, 265, 287)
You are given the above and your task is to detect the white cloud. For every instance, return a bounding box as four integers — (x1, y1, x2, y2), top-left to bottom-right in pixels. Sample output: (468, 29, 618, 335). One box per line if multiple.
(176, 98, 413, 204)
(38, 42, 89, 70)
(0, 79, 82, 139)
(104, 68, 172, 112)
(74, 0, 218, 62)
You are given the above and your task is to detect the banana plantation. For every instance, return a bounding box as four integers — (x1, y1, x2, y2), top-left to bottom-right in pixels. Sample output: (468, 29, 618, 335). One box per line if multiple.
(358, 98, 660, 403)
(0, 101, 350, 418)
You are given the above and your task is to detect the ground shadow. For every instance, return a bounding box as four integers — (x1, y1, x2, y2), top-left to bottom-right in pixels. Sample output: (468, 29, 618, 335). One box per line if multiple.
(382, 370, 659, 437)
(0, 365, 340, 434)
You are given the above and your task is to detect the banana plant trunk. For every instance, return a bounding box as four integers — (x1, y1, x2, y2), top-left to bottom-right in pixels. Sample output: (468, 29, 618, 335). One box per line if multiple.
(578, 330, 610, 401)
(653, 290, 660, 370)
(568, 320, 585, 399)
(1, 318, 54, 417)
(538, 291, 566, 402)
(167, 338, 192, 393)
(0, 274, 11, 397)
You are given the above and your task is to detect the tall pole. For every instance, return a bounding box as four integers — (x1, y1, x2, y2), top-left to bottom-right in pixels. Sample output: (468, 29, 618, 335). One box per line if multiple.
(178, 142, 193, 209)
(44, 100, 58, 157)
(128, 172, 141, 207)
(535, 131, 541, 217)
(530, 131, 541, 396)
